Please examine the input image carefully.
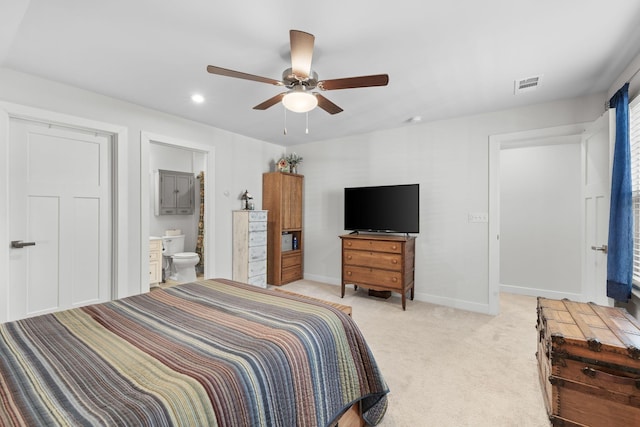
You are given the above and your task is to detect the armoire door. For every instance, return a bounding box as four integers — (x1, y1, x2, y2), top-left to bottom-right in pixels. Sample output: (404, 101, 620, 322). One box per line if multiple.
(282, 174, 303, 230)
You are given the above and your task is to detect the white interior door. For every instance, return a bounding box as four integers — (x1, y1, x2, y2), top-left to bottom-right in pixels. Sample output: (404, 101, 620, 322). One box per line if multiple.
(8, 118, 111, 320)
(582, 112, 612, 305)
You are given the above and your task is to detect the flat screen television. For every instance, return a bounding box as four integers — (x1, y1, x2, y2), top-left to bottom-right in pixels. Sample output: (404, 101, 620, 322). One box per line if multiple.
(344, 184, 419, 234)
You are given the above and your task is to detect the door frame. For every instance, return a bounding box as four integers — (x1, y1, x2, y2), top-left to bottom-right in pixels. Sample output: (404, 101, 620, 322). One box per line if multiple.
(0, 101, 128, 322)
(140, 131, 215, 288)
(488, 123, 588, 315)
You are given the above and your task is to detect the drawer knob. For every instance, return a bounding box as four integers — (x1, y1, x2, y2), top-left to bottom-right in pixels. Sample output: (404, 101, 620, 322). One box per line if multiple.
(347, 255, 352, 260)
(347, 242, 352, 246)
(392, 277, 398, 282)
(392, 245, 397, 250)
(347, 271, 352, 276)
(392, 259, 398, 264)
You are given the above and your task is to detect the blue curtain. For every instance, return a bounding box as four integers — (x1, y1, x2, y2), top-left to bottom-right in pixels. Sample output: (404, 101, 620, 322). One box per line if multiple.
(607, 83, 633, 302)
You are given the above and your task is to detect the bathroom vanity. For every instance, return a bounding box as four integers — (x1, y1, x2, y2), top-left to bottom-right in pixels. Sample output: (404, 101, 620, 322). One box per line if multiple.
(149, 237, 162, 286)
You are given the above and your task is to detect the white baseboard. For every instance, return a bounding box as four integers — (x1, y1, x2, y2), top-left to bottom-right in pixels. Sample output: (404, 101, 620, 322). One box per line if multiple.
(413, 291, 491, 314)
(304, 274, 493, 314)
(302, 276, 577, 314)
(303, 273, 340, 286)
(500, 284, 582, 301)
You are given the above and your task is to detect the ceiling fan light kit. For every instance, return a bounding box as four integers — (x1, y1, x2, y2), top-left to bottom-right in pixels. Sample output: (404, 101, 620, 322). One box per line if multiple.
(282, 86, 318, 113)
(206, 29, 389, 120)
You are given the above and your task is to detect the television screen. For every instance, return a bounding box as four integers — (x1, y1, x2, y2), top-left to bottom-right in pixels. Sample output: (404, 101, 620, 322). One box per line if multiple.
(344, 184, 419, 234)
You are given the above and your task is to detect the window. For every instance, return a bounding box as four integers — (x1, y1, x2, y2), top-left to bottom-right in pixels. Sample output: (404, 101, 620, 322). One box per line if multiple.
(631, 97, 640, 287)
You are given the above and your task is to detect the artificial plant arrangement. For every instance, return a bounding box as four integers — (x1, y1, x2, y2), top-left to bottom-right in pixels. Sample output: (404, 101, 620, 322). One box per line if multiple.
(285, 152, 303, 173)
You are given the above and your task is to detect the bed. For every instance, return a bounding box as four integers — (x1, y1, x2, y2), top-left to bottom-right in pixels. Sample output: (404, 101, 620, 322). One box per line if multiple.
(0, 278, 388, 426)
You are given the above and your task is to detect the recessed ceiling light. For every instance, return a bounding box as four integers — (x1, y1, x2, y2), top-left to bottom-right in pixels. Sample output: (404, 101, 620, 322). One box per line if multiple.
(191, 94, 205, 104)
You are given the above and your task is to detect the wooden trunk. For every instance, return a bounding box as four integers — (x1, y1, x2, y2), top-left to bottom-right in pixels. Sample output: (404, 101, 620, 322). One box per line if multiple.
(536, 297, 640, 427)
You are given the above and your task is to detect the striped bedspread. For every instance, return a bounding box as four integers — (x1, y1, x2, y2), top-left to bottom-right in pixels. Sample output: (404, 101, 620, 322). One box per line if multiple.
(0, 278, 388, 426)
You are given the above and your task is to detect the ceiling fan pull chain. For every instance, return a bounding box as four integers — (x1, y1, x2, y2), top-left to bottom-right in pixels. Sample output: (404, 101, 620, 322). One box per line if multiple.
(306, 112, 309, 134)
(283, 106, 288, 135)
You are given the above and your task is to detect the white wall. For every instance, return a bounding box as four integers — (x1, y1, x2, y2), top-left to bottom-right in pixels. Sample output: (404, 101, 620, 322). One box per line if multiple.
(0, 67, 282, 296)
(295, 94, 604, 313)
(0, 66, 611, 314)
(499, 142, 582, 297)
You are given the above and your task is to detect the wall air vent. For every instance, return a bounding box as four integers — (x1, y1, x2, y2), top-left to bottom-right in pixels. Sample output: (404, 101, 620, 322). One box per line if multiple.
(514, 75, 542, 94)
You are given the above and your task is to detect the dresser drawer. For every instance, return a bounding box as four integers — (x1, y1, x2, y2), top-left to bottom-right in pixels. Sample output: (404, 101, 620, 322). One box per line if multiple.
(343, 265, 403, 290)
(248, 231, 267, 246)
(344, 249, 402, 271)
(342, 238, 403, 254)
(282, 252, 302, 268)
(249, 211, 267, 222)
(249, 246, 266, 262)
(248, 260, 266, 277)
(282, 265, 302, 283)
(249, 221, 267, 232)
(247, 274, 267, 288)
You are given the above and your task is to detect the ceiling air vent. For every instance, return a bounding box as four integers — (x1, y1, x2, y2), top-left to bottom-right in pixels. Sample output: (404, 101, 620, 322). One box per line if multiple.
(514, 75, 542, 94)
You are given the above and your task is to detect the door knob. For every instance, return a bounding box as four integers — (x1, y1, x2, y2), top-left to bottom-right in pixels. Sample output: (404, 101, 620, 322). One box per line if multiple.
(11, 240, 36, 248)
(590, 245, 608, 254)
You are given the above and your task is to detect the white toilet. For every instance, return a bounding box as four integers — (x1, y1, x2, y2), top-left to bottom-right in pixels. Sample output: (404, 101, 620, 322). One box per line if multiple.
(161, 234, 199, 283)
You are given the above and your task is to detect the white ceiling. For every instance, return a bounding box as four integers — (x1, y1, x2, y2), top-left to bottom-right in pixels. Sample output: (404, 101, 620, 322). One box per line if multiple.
(3, 0, 640, 146)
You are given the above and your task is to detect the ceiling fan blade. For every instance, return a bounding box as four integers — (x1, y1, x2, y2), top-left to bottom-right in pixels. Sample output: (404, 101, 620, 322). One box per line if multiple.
(315, 94, 343, 115)
(253, 93, 286, 110)
(290, 30, 314, 79)
(318, 74, 389, 91)
(207, 65, 282, 86)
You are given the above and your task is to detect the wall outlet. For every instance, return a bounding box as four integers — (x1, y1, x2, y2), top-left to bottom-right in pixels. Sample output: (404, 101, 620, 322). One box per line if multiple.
(468, 212, 489, 223)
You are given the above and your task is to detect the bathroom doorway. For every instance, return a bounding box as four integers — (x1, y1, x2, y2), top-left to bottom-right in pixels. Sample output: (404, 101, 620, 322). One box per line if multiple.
(140, 132, 215, 291)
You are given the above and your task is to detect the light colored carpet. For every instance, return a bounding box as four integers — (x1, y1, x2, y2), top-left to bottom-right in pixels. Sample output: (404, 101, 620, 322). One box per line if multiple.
(279, 280, 549, 427)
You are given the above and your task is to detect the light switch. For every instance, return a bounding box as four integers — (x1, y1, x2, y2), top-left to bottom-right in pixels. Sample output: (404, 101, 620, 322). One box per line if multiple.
(468, 212, 489, 223)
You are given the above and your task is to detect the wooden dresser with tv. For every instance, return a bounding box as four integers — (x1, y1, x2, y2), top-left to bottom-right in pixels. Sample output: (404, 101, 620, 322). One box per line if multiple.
(340, 233, 416, 310)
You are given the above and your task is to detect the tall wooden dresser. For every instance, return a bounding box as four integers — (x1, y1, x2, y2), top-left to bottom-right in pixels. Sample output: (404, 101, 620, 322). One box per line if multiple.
(340, 234, 416, 310)
(262, 172, 303, 286)
(232, 210, 268, 288)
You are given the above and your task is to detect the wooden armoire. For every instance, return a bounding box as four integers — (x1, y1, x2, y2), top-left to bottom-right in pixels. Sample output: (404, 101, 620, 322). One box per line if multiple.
(262, 172, 303, 285)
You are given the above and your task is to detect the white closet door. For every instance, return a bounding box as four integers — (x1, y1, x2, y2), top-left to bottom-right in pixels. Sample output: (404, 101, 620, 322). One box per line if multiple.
(8, 119, 111, 320)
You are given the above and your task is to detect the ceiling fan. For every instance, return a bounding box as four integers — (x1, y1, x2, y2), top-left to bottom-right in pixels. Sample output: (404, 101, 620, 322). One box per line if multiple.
(206, 30, 389, 115)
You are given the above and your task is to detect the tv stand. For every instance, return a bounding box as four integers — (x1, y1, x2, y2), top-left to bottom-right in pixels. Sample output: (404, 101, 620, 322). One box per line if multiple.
(340, 234, 416, 310)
